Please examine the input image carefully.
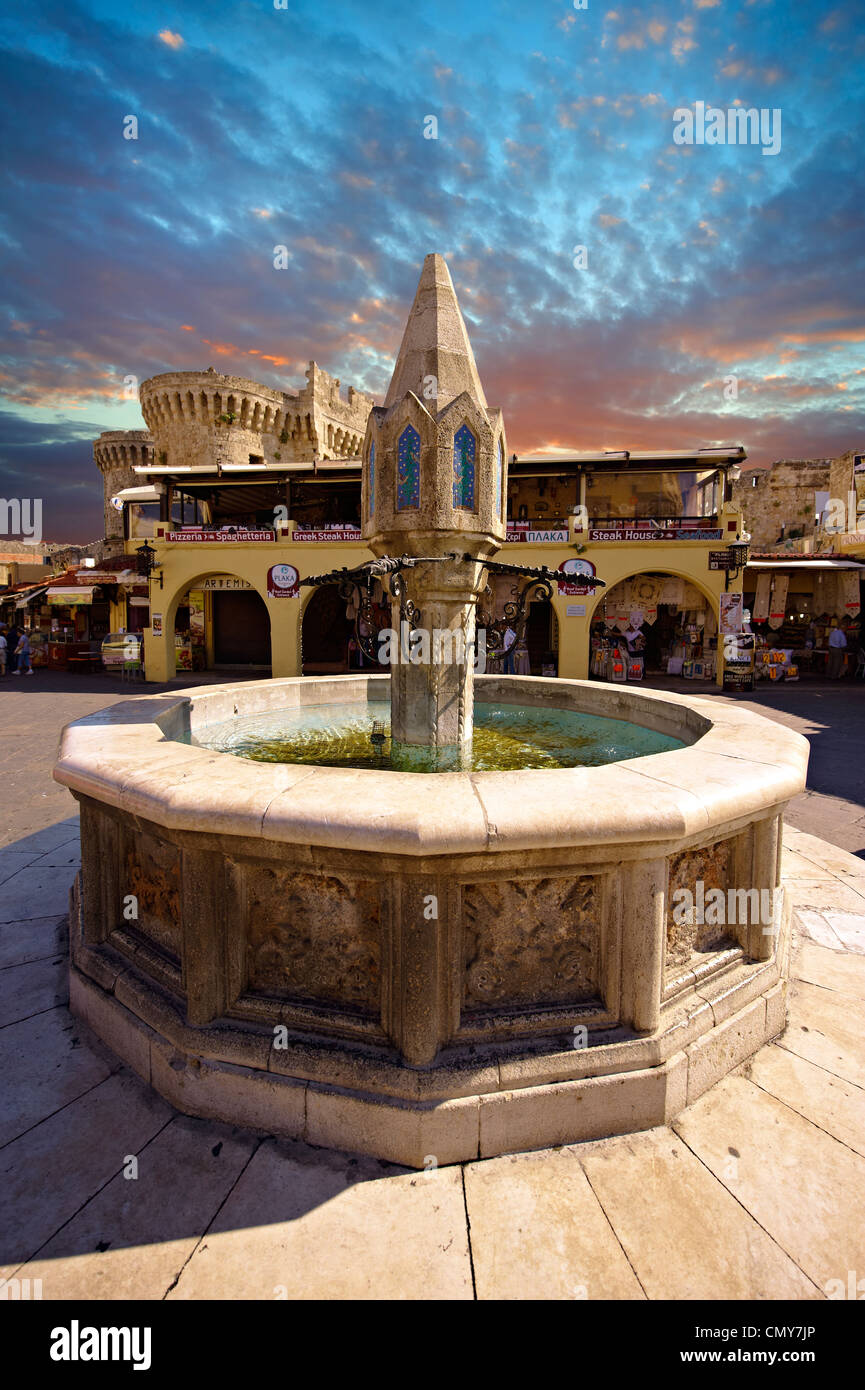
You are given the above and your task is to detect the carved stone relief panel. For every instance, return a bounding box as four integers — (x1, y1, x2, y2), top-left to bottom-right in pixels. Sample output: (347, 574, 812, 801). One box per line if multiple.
(462, 875, 599, 1012)
(119, 827, 181, 961)
(666, 840, 735, 976)
(246, 868, 381, 1015)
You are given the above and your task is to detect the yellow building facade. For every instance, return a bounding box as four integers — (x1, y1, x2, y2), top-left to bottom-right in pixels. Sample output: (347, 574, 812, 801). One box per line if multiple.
(136, 463, 746, 688)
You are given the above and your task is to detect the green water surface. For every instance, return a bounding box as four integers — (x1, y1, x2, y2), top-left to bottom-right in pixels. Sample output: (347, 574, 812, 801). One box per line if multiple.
(185, 699, 684, 772)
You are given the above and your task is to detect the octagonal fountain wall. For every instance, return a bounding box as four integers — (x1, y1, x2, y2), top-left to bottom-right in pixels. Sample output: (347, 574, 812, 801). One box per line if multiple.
(55, 674, 808, 1167)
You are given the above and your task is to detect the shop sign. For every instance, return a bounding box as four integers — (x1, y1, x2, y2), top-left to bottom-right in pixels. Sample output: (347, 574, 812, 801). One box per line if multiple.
(557, 558, 597, 596)
(200, 576, 255, 591)
(267, 564, 300, 598)
(723, 632, 755, 692)
(293, 528, 363, 542)
(589, 528, 723, 542)
(166, 528, 273, 542)
(506, 528, 568, 543)
(566, 604, 587, 617)
(708, 551, 735, 570)
(47, 590, 94, 606)
(719, 592, 744, 637)
(152, 613, 163, 636)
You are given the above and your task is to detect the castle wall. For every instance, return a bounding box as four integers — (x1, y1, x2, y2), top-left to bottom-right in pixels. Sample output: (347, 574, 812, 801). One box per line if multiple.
(734, 459, 831, 553)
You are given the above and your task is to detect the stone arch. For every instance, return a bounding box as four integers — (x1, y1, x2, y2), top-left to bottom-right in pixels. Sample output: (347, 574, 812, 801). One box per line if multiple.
(161, 568, 272, 672)
(585, 565, 719, 626)
(300, 582, 359, 674)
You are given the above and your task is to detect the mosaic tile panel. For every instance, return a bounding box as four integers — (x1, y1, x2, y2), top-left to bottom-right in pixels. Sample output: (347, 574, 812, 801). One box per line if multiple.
(453, 423, 476, 510)
(397, 425, 420, 510)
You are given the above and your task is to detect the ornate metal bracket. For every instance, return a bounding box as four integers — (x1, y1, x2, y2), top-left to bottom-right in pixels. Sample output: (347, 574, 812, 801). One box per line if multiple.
(300, 556, 447, 664)
(473, 557, 605, 662)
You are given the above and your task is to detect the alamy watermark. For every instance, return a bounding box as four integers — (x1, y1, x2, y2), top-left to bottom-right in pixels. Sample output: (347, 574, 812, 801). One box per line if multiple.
(0, 498, 42, 544)
(672, 880, 781, 935)
(376, 621, 487, 672)
(673, 102, 781, 157)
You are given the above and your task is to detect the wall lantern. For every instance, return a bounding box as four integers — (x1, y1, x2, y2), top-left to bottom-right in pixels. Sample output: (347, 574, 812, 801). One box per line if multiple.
(136, 541, 163, 589)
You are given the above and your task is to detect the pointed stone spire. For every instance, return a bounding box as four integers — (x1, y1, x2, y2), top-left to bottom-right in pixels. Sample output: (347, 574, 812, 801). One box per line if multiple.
(384, 254, 488, 412)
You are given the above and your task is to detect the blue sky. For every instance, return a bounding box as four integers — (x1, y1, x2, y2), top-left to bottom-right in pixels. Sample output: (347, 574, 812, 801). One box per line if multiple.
(0, 0, 863, 539)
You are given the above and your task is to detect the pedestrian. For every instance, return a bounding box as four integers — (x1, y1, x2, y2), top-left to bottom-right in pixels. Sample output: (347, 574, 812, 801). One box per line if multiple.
(502, 625, 517, 675)
(0, 629, 6, 677)
(13, 629, 33, 676)
(827, 624, 847, 679)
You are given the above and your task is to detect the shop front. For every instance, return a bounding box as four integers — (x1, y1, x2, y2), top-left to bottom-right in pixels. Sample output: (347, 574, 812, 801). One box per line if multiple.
(744, 559, 863, 681)
(589, 572, 719, 684)
(165, 575, 271, 674)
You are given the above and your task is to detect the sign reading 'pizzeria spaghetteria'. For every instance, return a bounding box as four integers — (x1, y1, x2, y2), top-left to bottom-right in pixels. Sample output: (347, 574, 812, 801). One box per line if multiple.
(165, 528, 273, 542)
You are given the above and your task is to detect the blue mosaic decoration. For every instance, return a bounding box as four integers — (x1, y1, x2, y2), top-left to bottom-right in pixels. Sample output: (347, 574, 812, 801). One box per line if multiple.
(368, 440, 375, 519)
(453, 424, 476, 510)
(496, 436, 504, 518)
(397, 426, 421, 510)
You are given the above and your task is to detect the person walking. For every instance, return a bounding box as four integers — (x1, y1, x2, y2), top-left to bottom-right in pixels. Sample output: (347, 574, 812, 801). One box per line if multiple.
(0, 629, 6, 677)
(13, 629, 33, 676)
(827, 624, 847, 679)
(6, 623, 19, 674)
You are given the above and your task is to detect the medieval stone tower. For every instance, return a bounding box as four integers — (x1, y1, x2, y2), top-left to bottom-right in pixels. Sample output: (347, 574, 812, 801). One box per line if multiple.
(93, 430, 155, 556)
(93, 362, 374, 546)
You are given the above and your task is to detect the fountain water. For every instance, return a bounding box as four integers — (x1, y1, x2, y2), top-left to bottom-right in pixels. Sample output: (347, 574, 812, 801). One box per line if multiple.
(55, 256, 809, 1165)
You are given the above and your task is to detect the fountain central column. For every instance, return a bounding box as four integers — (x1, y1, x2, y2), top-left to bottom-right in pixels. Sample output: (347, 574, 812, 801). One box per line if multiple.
(361, 254, 508, 768)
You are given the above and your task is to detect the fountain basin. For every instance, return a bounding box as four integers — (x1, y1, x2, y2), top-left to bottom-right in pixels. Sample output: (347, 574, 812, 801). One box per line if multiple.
(55, 674, 809, 1166)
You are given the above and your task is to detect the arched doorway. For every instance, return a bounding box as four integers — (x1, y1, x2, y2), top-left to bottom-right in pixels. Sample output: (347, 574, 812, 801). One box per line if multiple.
(213, 587, 270, 668)
(302, 584, 359, 674)
(165, 575, 271, 675)
(589, 571, 718, 684)
(526, 597, 558, 675)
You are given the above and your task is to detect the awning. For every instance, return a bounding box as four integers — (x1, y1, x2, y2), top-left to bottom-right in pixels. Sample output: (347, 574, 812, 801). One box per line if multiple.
(128, 596, 150, 608)
(13, 585, 50, 609)
(47, 586, 96, 605)
(112, 485, 164, 504)
(746, 560, 864, 570)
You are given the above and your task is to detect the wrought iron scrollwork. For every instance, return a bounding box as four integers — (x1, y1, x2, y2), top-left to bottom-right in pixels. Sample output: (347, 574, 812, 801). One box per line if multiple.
(473, 557, 604, 663)
(477, 575, 554, 659)
(300, 556, 446, 665)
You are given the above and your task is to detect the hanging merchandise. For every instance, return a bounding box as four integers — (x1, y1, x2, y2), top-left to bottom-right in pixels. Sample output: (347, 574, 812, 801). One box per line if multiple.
(631, 575, 661, 624)
(753, 572, 772, 623)
(659, 577, 684, 606)
(840, 570, 861, 621)
(814, 571, 835, 618)
(682, 583, 702, 609)
(768, 573, 788, 630)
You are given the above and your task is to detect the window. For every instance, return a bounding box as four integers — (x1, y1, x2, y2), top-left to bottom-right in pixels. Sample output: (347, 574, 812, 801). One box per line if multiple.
(453, 424, 476, 510)
(397, 426, 421, 510)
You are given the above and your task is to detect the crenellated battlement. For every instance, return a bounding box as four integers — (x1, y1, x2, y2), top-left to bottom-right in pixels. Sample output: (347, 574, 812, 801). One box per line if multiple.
(93, 430, 154, 472)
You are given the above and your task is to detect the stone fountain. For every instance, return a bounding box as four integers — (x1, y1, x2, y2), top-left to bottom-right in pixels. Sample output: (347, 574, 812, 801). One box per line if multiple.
(55, 255, 809, 1165)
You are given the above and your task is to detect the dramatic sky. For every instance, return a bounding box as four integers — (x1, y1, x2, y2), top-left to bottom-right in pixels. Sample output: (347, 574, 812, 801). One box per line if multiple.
(1, 0, 863, 541)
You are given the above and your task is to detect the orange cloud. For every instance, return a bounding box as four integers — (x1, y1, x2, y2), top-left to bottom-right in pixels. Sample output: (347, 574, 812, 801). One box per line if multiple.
(157, 30, 184, 49)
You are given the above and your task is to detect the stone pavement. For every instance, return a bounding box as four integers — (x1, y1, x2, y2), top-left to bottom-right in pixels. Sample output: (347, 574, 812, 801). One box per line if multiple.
(1, 818, 863, 1300)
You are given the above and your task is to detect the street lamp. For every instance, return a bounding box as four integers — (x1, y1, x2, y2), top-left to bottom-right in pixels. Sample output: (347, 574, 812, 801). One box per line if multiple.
(136, 541, 163, 589)
(724, 535, 750, 591)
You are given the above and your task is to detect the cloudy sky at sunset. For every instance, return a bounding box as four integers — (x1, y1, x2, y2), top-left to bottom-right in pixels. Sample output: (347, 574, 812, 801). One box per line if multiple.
(1, 0, 863, 540)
